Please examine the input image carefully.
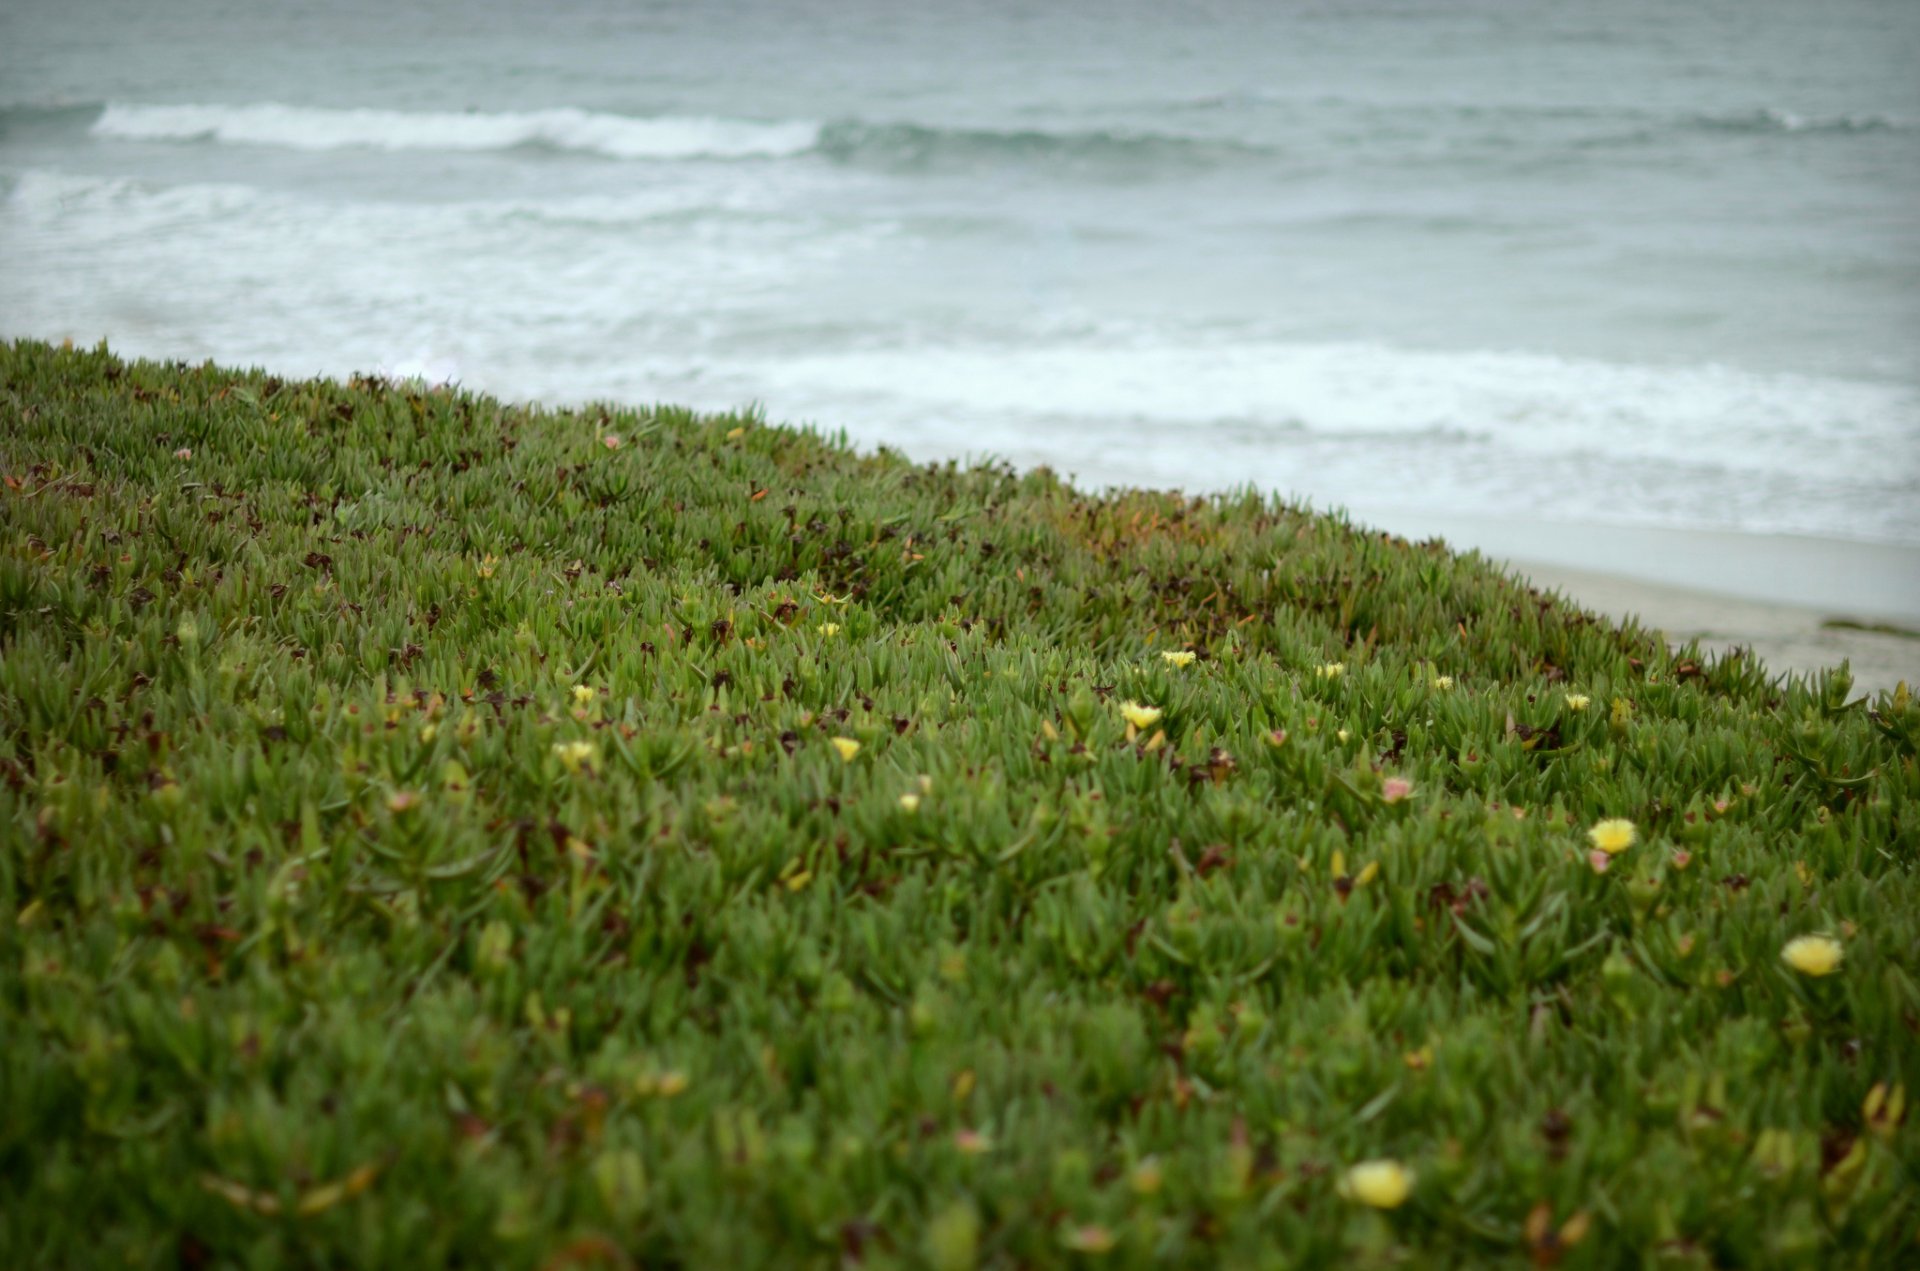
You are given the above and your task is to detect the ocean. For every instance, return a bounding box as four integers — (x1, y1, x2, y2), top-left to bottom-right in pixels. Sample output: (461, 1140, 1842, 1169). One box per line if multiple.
(4, 0, 1919, 548)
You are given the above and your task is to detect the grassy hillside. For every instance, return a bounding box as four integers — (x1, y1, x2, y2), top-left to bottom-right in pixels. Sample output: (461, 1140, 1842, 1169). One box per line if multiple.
(2, 339, 1916, 1267)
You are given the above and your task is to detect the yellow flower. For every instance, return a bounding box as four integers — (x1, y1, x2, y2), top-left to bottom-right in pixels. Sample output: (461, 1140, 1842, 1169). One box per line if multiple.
(898, 793, 921, 813)
(475, 553, 499, 579)
(1565, 693, 1591, 711)
(831, 737, 861, 762)
(1161, 650, 1196, 667)
(1587, 818, 1636, 855)
(1315, 662, 1346, 680)
(1780, 934, 1843, 977)
(1340, 1159, 1413, 1209)
(1431, 675, 1454, 691)
(818, 622, 841, 637)
(571, 684, 595, 707)
(418, 723, 437, 743)
(552, 740, 596, 773)
(1863, 1082, 1906, 1137)
(1119, 701, 1162, 729)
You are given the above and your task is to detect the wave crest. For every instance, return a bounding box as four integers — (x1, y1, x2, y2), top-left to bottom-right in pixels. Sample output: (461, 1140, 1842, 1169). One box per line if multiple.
(815, 120, 1262, 170)
(90, 101, 822, 160)
(75, 100, 1263, 171)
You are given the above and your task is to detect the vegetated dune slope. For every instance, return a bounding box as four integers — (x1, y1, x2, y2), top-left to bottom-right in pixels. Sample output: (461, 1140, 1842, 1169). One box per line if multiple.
(2, 341, 1915, 1266)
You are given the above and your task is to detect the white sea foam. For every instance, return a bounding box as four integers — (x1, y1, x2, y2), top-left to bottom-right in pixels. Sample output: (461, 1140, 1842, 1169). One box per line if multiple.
(5, 168, 262, 221)
(3, 166, 807, 229)
(740, 342, 1920, 484)
(90, 101, 822, 160)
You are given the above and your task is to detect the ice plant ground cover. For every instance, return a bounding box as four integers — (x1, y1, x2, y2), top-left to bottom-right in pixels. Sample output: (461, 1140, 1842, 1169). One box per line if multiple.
(1, 339, 1917, 1267)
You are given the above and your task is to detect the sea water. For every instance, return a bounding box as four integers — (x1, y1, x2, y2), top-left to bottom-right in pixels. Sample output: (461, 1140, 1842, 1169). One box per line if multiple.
(3, 0, 1917, 544)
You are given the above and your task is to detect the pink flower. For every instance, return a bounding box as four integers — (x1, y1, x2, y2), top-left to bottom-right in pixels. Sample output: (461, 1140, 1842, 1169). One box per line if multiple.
(173, 447, 192, 460)
(1381, 777, 1414, 804)
(601, 434, 622, 450)
(1587, 850, 1612, 874)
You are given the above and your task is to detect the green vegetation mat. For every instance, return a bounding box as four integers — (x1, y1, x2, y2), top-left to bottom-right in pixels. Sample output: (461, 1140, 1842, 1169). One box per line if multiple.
(3, 339, 1917, 1267)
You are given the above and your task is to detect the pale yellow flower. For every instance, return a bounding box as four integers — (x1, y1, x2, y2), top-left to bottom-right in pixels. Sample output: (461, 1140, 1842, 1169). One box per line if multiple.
(1431, 675, 1454, 691)
(1587, 818, 1636, 855)
(1780, 934, 1843, 977)
(818, 622, 841, 637)
(1565, 693, 1591, 711)
(552, 740, 597, 773)
(831, 737, 861, 762)
(571, 684, 595, 707)
(1161, 650, 1197, 667)
(1340, 1159, 1413, 1209)
(1119, 701, 1162, 729)
(1863, 1082, 1906, 1137)
(1315, 662, 1346, 680)
(898, 793, 921, 813)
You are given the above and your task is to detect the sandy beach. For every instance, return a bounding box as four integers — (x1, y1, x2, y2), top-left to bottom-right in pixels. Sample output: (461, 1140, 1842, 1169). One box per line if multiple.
(1368, 513, 1920, 697)
(1509, 559, 1918, 697)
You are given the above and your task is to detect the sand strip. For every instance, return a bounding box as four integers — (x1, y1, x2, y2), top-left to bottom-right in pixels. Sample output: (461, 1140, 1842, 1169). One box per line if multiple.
(1504, 558, 1918, 697)
(1347, 509, 1920, 696)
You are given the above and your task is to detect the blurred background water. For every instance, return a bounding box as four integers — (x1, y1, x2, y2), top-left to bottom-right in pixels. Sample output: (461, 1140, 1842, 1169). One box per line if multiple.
(4, 0, 1918, 548)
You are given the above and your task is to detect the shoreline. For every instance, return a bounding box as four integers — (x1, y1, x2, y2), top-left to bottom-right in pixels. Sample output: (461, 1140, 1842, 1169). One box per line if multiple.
(1346, 508, 1920, 694)
(1351, 509, 1920, 624)
(1502, 557, 1917, 696)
